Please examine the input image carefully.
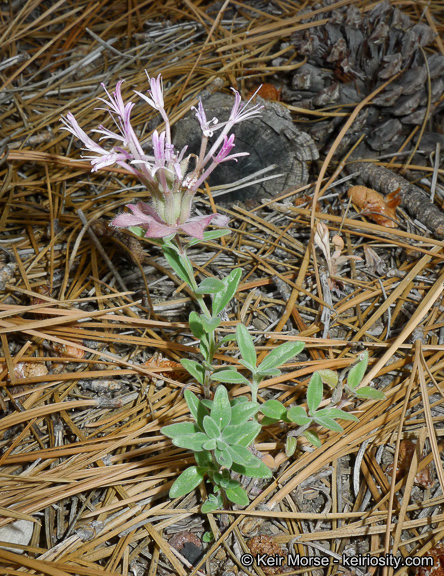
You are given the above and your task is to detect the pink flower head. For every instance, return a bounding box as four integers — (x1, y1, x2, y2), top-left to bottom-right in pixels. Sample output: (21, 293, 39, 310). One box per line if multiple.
(61, 72, 261, 241)
(112, 201, 229, 240)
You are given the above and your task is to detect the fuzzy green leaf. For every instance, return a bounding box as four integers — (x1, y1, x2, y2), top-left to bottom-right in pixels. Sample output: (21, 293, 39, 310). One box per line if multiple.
(307, 372, 323, 414)
(195, 277, 226, 295)
(184, 389, 209, 430)
(211, 385, 231, 430)
(261, 399, 287, 420)
(163, 247, 193, 285)
(169, 466, 206, 498)
(217, 333, 237, 347)
(201, 315, 221, 333)
(189, 311, 205, 339)
(128, 226, 145, 237)
(226, 444, 254, 465)
(238, 359, 256, 373)
(315, 408, 359, 422)
(236, 323, 257, 370)
(347, 351, 369, 389)
(203, 438, 217, 450)
(187, 228, 231, 248)
(172, 433, 208, 451)
(215, 448, 232, 468)
(181, 359, 205, 385)
(258, 341, 305, 372)
(304, 430, 321, 448)
(286, 436, 297, 457)
(212, 268, 242, 316)
(231, 460, 272, 479)
(313, 416, 343, 432)
(261, 416, 279, 426)
(226, 485, 249, 506)
(211, 369, 250, 385)
(287, 406, 311, 426)
(222, 421, 261, 447)
(317, 369, 339, 388)
(162, 422, 200, 438)
(354, 387, 385, 400)
(230, 402, 259, 425)
(256, 368, 281, 378)
(203, 416, 220, 439)
(201, 492, 224, 513)
(194, 450, 213, 467)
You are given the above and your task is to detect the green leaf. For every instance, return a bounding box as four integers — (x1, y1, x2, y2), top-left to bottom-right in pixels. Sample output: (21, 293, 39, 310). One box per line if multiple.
(181, 359, 205, 385)
(226, 485, 249, 506)
(162, 422, 201, 438)
(169, 466, 206, 498)
(231, 460, 272, 479)
(202, 531, 214, 542)
(307, 372, 323, 414)
(226, 444, 254, 465)
(313, 416, 343, 432)
(163, 247, 193, 285)
(261, 416, 279, 426)
(238, 359, 256, 373)
(129, 226, 145, 237)
(211, 385, 231, 430)
(173, 433, 208, 451)
(230, 397, 248, 406)
(203, 416, 220, 439)
(258, 341, 305, 372)
(286, 436, 297, 457)
(201, 315, 221, 333)
(200, 333, 210, 360)
(230, 402, 259, 425)
(236, 323, 257, 370)
(286, 406, 311, 426)
(261, 399, 287, 420)
(194, 450, 213, 467)
(212, 268, 242, 316)
(187, 228, 231, 248)
(304, 430, 321, 448)
(222, 421, 261, 447)
(315, 408, 359, 422)
(211, 369, 250, 385)
(201, 492, 224, 513)
(354, 387, 385, 400)
(217, 333, 237, 347)
(215, 448, 232, 468)
(189, 311, 205, 339)
(317, 369, 339, 388)
(220, 477, 241, 490)
(195, 277, 226, 295)
(203, 438, 217, 450)
(216, 439, 229, 451)
(347, 351, 369, 390)
(184, 389, 209, 430)
(256, 368, 281, 378)
(201, 399, 213, 410)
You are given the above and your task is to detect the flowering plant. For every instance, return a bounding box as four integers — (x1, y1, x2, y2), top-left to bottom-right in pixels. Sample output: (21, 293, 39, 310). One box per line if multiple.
(61, 72, 262, 240)
(60, 73, 376, 513)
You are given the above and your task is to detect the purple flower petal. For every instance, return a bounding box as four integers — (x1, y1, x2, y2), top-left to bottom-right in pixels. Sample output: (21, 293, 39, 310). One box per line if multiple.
(145, 220, 177, 238)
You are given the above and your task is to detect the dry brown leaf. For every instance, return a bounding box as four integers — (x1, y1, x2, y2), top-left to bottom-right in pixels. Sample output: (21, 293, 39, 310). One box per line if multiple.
(348, 185, 401, 228)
